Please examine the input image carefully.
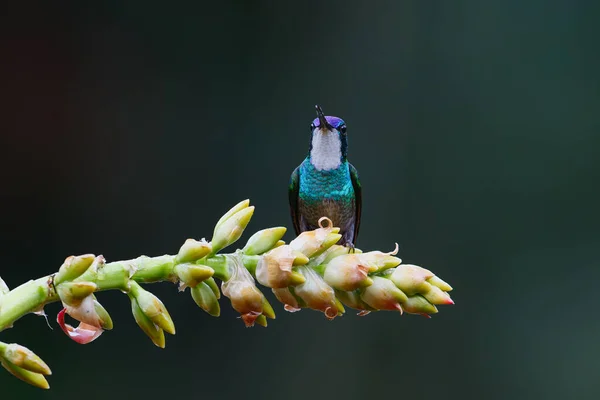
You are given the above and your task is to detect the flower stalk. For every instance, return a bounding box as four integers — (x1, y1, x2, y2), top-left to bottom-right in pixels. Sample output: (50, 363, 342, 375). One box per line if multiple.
(0, 200, 454, 389)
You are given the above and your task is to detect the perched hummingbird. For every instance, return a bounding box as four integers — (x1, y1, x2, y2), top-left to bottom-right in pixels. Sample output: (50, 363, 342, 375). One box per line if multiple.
(289, 105, 362, 247)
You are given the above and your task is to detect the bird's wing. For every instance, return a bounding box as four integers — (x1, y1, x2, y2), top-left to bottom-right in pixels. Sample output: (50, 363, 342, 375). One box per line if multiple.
(349, 163, 362, 243)
(288, 166, 302, 235)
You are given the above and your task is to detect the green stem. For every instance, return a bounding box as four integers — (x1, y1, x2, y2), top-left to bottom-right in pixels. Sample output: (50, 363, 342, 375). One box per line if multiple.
(0, 252, 261, 333)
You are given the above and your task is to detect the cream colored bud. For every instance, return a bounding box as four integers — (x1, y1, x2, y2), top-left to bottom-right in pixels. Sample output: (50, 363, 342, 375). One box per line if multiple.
(360, 277, 408, 312)
(272, 288, 301, 312)
(221, 254, 271, 327)
(211, 207, 255, 253)
(255, 245, 306, 288)
(289, 218, 342, 258)
(242, 227, 287, 255)
(293, 267, 341, 320)
(176, 238, 212, 264)
(389, 264, 434, 295)
(323, 254, 377, 291)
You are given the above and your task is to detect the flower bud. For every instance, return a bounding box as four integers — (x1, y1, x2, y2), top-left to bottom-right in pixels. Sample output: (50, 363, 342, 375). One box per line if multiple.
(242, 227, 287, 255)
(214, 199, 250, 231)
(389, 264, 433, 295)
(221, 254, 274, 327)
(289, 217, 342, 258)
(255, 245, 307, 288)
(293, 267, 343, 320)
(176, 238, 212, 264)
(191, 281, 221, 317)
(402, 295, 438, 316)
(389, 264, 453, 305)
(54, 254, 96, 284)
(175, 263, 214, 289)
(360, 277, 407, 312)
(272, 288, 301, 312)
(92, 298, 114, 330)
(204, 277, 221, 299)
(323, 254, 376, 291)
(310, 245, 354, 267)
(129, 295, 165, 348)
(0, 276, 9, 296)
(0, 343, 51, 375)
(211, 206, 255, 253)
(335, 289, 373, 312)
(1, 358, 50, 389)
(129, 282, 175, 335)
(428, 275, 453, 292)
(57, 282, 97, 307)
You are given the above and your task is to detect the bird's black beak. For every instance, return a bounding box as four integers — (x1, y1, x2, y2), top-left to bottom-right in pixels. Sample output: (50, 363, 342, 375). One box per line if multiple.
(315, 105, 333, 131)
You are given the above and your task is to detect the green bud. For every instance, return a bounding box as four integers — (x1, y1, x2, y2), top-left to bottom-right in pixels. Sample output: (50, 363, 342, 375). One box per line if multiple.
(204, 277, 221, 299)
(1, 358, 50, 389)
(57, 282, 97, 307)
(93, 298, 114, 330)
(428, 275, 453, 292)
(175, 263, 214, 288)
(255, 314, 268, 327)
(335, 289, 374, 311)
(191, 281, 221, 317)
(0, 276, 9, 296)
(54, 254, 96, 284)
(403, 295, 438, 316)
(211, 207, 255, 253)
(214, 199, 250, 231)
(130, 282, 175, 335)
(242, 227, 287, 255)
(0, 343, 51, 375)
(176, 238, 212, 264)
(129, 295, 165, 348)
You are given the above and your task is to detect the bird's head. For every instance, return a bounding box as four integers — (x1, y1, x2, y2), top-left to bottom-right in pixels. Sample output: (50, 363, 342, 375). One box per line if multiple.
(308, 105, 348, 171)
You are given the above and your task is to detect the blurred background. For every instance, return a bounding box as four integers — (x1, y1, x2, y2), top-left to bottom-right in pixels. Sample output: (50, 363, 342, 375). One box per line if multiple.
(1, 1, 599, 399)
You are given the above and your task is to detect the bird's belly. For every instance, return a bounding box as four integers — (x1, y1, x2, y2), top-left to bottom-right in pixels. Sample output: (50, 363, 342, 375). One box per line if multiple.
(297, 197, 355, 231)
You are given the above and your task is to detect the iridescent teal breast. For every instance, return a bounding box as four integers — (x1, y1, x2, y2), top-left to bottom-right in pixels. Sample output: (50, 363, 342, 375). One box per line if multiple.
(298, 159, 355, 203)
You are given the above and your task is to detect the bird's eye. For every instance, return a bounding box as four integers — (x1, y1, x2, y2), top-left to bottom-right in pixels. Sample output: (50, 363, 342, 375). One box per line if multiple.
(310, 123, 316, 131)
(339, 125, 347, 134)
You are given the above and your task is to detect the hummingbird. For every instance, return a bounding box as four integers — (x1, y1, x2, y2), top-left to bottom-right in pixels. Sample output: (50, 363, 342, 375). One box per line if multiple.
(289, 105, 362, 247)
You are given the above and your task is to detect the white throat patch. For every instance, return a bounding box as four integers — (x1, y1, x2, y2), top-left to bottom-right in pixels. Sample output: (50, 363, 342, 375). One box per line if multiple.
(310, 129, 342, 171)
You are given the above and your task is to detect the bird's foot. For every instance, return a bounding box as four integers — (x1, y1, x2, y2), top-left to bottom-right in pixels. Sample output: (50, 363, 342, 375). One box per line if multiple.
(345, 243, 356, 254)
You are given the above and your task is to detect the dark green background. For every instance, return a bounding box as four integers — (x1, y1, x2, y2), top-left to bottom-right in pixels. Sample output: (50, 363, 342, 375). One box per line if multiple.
(1, 2, 599, 399)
